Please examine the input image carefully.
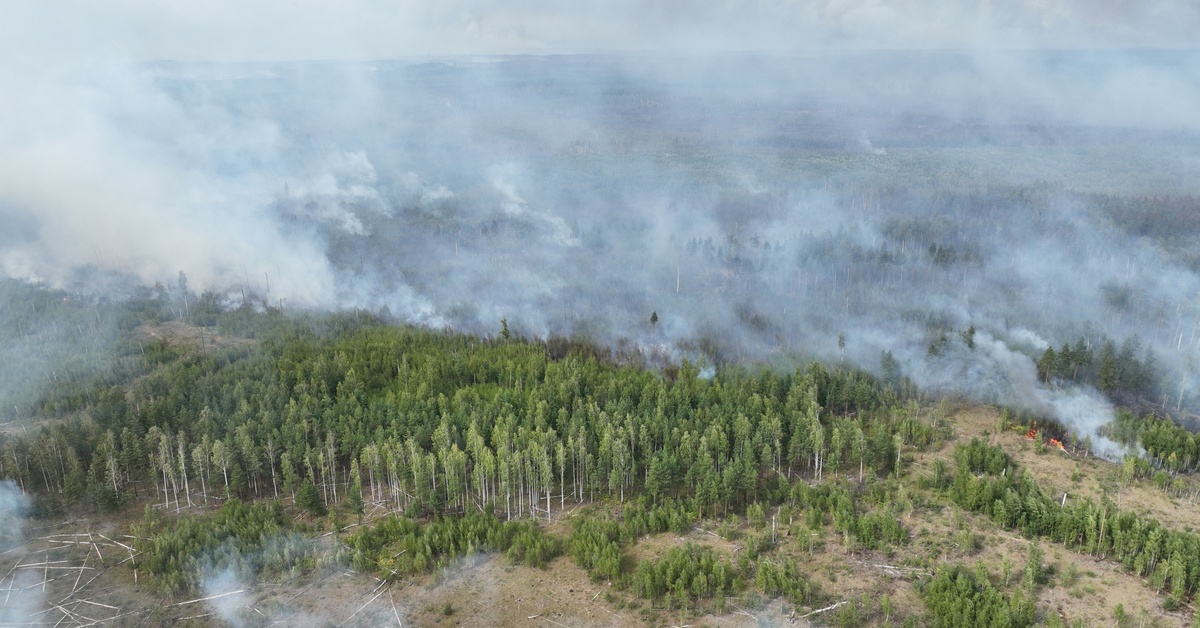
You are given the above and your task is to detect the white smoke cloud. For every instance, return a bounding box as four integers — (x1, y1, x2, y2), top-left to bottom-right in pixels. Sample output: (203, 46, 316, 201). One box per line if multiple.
(0, 0, 1198, 450)
(199, 567, 250, 627)
(0, 62, 342, 306)
(0, 481, 40, 624)
(1043, 387, 1127, 459)
(491, 172, 579, 247)
(916, 331, 1131, 459)
(0, 481, 29, 553)
(1, 0, 1195, 311)
(281, 151, 389, 236)
(190, 532, 347, 626)
(1008, 328, 1051, 353)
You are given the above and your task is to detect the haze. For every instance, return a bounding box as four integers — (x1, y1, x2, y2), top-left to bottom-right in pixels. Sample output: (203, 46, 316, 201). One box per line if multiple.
(2, 2, 1200, 450)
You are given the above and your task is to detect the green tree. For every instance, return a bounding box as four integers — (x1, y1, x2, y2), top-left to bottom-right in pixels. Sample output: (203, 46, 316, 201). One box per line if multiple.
(1023, 538, 1043, 594)
(1098, 340, 1119, 394)
(297, 479, 326, 516)
(880, 351, 901, 390)
(1038, 346, 1057, 383)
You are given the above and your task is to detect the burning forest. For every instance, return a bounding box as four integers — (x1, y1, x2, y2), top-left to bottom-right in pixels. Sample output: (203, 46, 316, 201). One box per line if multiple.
(0, 2, 1198, 627)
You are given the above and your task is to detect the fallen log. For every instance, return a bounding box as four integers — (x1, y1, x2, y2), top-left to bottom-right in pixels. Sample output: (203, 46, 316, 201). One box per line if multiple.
(173, 589, 245, 606)
(798, 600, 848, 618)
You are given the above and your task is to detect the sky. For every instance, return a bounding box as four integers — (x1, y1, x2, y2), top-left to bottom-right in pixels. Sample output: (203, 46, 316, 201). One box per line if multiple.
(2, 0, 1199, 65)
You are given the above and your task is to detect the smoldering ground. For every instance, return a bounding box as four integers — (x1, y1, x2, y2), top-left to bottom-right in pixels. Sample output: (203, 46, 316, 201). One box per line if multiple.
(168, 530, 358, 626)
(190, 540, 530, 626)
(0, 503, 380, 628)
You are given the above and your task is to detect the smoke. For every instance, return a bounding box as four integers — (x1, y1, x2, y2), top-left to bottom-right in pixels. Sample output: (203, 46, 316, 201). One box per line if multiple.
(14, 65, 343, 307)
(1043, 388, 1128, 459)
(198, 567, 251, 626)
(920, 331, 1128, 458)
(281, 151, 389, 236)
(0, 481, 29, 553)
(0, 481, 41, 624)
(492, 170, 580, 248)
(0, 279, 133, 419)
(190, 531, 345, 626)
(3, 6, 1200, 437)
(4, 2, 1199, 62)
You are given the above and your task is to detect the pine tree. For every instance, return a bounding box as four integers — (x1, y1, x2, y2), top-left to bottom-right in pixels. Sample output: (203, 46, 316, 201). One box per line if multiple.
(297, 479, 326, 516)
(1098, 340, 1119, 394)
(1038, 346, 1057, 383)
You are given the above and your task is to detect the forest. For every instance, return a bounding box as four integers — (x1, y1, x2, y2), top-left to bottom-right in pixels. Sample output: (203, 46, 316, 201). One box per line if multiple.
(2, 50, 1200, 626)
(0, 286, 1197, 625)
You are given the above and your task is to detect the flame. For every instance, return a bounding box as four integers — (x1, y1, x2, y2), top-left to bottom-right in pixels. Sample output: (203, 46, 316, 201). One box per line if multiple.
(1025, 427, 1037, 440)
(1049, 438, 1066, 451)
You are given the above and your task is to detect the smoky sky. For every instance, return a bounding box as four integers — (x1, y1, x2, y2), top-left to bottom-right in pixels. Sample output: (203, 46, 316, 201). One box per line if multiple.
(3, 4, 1200, 449)
(3, 1, 1200, 61)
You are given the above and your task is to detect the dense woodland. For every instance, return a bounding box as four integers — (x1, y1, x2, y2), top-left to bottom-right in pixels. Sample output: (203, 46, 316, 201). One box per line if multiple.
(1, 285, 1200, 625)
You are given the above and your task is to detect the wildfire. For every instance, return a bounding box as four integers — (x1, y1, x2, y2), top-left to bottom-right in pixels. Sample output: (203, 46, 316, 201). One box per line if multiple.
(1025, 424, 1069, 453)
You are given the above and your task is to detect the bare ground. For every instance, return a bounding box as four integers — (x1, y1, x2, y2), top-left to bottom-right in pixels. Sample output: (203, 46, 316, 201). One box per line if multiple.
(137, 320, 256, 354)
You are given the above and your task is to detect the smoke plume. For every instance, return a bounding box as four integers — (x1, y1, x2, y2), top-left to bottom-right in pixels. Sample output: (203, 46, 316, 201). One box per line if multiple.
(2, 4, 1199, 443)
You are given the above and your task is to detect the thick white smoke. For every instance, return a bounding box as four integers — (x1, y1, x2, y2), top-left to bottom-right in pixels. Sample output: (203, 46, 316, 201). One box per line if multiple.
(1, 2, 1199, 443)
(916, 331, 1131, 459)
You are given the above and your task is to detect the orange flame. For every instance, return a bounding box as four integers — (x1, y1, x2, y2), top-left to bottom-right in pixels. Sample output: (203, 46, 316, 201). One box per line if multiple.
(1049, 438, 1066, 451)
(1025, 427, 1037, 440)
